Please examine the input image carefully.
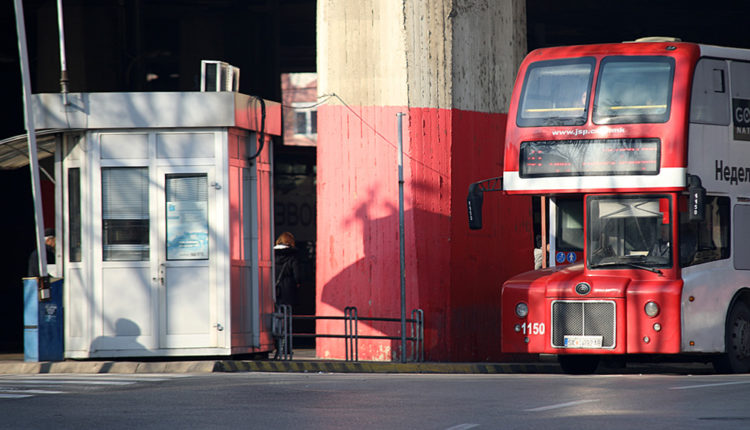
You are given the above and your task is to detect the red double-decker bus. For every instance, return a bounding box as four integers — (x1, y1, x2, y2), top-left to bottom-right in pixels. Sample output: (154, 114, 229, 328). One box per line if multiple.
(469, 38, 750, 373)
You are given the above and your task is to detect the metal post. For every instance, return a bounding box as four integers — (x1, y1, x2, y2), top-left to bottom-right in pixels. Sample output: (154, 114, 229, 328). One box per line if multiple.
(285, 304, 293, 360)
(541, 196, 548, 268)
(56, 0, 69, 106)
(352, 307, 358, 361)
(344, 307, 351, 361)
(397, 113, 407, 363)
(14, 0, 48, 278)
(344, 306, 359, 361)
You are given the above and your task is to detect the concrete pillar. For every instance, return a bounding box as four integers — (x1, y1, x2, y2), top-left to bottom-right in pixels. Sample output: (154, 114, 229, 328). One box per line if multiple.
(316, 0, 531, 361)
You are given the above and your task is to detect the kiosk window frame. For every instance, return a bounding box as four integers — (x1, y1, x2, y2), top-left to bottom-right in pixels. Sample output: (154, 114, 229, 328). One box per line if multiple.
(101, 167, 150, 261)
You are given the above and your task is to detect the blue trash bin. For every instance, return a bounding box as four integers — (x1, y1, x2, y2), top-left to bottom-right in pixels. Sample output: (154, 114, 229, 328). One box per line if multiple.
(23, 277, 64, 362)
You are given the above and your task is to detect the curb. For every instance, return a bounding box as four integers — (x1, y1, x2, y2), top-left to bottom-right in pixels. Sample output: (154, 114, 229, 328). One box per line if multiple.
(0, 360, 219, 374)
(213, 360, 561, 374)
(0, 360, 560, 375)
(0, 359, 713, 375)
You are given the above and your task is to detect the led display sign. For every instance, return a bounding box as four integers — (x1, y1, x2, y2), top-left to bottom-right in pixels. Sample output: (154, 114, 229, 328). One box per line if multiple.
(520, 138, 660, 178)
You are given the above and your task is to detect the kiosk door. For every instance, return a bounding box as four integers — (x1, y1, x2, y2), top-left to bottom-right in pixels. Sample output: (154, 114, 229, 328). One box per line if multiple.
(157, 167, 217, 349)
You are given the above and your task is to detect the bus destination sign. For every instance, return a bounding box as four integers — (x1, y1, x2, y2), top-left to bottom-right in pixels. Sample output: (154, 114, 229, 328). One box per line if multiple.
(519, 138, 660, 178)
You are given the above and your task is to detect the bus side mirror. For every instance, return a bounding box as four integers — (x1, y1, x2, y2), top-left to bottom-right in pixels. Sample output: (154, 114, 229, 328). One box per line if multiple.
(467, 183, 484, 230)
(687, 175, 706, 222)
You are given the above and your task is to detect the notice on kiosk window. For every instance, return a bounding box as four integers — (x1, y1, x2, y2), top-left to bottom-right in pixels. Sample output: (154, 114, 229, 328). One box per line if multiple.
(733, 98, 750, 141)
(166, 201, 208, 260)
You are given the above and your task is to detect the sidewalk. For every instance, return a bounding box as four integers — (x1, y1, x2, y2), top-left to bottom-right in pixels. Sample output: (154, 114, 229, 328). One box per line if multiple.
(0, 350, 562, 375)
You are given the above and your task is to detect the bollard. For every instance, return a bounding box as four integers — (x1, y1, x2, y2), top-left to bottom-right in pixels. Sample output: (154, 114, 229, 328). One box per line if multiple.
(23, 277, 64, 362)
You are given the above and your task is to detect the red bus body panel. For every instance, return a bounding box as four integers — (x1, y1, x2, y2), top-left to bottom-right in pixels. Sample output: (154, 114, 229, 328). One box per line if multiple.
(503, 42, 701, 195)
(502, 264, 682, 354)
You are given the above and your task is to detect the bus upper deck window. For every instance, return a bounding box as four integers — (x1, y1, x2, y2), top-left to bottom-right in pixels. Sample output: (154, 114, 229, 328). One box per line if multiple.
(517, 58, 596, 127)
(593, 56, 675, 125)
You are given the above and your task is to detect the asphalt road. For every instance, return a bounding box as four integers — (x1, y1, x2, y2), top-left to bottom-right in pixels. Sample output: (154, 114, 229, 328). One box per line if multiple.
(1, 371, 749, 429)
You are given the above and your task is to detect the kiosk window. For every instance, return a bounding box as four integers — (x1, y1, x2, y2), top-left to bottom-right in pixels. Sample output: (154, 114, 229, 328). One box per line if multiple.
(166, 174, 209, 260)
(102, 167, 149, 261)
(68, 168, 81, 262)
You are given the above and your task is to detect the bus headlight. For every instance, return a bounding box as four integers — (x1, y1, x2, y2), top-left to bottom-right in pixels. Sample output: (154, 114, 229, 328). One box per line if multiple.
(515, 302, 529, 318)
(644, 301, 660, 318)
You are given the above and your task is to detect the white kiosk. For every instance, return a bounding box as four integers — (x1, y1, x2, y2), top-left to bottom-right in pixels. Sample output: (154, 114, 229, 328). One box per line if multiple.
(31, 91, 279, 358)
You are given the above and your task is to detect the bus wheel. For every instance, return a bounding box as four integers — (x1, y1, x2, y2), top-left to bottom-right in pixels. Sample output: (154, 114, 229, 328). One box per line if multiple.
(558, 355, 600, 374)
(714, 301, 750, 374)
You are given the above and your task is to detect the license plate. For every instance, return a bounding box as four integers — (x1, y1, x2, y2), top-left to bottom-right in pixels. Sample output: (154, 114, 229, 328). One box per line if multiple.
(564, 335, 603, 348)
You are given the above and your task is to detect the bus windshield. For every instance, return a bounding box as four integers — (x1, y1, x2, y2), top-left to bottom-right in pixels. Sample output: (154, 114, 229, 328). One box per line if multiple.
(587, 196, 672, 271)
(517, 58, 595, 127)
(593, 57, 674, 124)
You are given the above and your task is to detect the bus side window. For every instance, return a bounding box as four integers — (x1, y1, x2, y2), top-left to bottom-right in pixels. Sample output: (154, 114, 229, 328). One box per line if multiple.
(679, 219, 697, 267)
(556, 198, 584, 252)
(689, 59, 729, 125)
(734, 205, 750, 270)
(680, 196, 730, 267)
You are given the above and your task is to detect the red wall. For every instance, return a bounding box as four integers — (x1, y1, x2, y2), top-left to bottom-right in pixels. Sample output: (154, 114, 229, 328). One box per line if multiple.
(316, 104, 532, 361)
(448, 109, 533, 361)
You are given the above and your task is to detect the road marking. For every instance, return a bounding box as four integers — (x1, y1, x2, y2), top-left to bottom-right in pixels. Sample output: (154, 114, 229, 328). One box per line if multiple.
(525, 399, 599, 412)
(0, 389, 66, 394)
(0, 379, 135, 386)
(0, 393, 33, 399)
(0, 375, 173, 382)
(0, 374, 189, 401)
(670, 380, 750, 390)
(445, 424, 479, 430)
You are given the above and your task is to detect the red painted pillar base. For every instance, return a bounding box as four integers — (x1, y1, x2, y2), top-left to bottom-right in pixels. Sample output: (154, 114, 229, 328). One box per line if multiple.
(316, 105, 532, 362)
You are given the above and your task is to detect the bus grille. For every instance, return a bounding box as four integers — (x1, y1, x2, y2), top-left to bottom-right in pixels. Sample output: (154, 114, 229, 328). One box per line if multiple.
(551, 301, 616, 348)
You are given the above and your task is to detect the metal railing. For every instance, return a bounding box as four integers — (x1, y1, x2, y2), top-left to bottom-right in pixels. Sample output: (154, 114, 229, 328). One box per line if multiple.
(272, 306, 424, 362)
(272, 304, 293, 360)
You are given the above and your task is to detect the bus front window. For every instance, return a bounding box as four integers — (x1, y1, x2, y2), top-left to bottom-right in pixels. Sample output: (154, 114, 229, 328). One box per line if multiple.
(517, 58, 595, 127)
(593, 56, 674, 124)
(588, 196, 673, 271)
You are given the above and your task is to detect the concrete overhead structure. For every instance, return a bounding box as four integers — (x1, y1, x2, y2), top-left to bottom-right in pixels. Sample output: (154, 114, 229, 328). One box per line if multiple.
(316, 0, 532, 361)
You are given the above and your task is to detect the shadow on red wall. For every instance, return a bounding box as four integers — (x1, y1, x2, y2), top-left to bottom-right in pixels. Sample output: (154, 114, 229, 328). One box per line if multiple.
(317, 182, 533, 362)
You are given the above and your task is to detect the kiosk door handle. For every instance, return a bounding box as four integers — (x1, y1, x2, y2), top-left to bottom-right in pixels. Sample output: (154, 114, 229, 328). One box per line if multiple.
(157, 264, 166, 286)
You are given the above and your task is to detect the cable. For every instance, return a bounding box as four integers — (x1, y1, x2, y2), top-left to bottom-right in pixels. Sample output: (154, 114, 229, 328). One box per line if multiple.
(247, 95, 266, 161)
(326, 93, 397, 150)
(279, 90, 451, 178)
(323, 92, 449, 178)
(280, 93, 334, 110)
